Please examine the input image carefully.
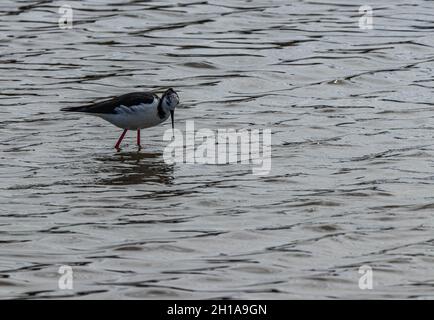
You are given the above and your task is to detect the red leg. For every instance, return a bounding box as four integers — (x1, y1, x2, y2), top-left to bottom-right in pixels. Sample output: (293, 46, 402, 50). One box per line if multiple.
(115, 129, 128, 150)
(137, 129, 142, 150)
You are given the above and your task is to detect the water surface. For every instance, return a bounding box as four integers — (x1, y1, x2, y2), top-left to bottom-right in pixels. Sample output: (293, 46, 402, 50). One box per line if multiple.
(1, 0, 434, 299)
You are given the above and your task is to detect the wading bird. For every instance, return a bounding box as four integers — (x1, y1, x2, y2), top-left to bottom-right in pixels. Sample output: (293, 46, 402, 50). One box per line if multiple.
(61, 88, 179, 150)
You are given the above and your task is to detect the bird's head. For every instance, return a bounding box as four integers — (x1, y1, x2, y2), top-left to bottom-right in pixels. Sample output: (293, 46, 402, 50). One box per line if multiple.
(161, 88, 179, 112)
(161, 88, 179, 137)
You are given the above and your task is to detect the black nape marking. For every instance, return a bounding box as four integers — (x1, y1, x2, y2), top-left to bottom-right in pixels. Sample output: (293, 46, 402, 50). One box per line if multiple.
(157, 98, 166, 119)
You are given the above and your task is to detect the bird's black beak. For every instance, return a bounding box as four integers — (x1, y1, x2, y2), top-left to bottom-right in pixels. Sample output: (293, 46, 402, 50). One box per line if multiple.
(170, 110, 175, 138)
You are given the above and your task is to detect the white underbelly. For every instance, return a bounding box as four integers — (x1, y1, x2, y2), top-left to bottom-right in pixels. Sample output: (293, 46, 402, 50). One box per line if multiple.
(95, 104, 168, 130)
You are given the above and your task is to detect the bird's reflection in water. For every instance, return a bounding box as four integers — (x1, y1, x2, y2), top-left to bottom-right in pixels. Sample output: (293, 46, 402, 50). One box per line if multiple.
(94, 151, 174, 185)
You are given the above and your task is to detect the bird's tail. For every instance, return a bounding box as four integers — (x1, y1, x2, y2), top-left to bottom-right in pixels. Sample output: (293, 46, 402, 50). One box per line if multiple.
(60, 106, 87, 112)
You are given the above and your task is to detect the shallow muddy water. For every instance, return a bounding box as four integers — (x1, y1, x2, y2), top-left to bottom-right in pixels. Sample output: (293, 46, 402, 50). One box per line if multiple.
(1, 0, 434, 299)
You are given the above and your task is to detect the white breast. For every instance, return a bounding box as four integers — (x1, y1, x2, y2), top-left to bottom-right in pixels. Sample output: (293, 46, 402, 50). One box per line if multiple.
(96, 103, 168, 130)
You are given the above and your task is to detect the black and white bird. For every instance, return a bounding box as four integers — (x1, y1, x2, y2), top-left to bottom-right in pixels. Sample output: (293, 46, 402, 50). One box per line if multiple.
(61, 88, 179, 150)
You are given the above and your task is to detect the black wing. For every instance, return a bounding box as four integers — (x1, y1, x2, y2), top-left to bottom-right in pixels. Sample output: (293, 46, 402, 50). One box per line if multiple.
(61, 92, 158, 114)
